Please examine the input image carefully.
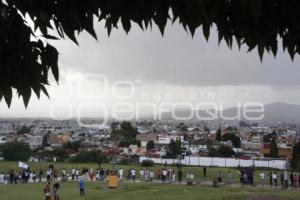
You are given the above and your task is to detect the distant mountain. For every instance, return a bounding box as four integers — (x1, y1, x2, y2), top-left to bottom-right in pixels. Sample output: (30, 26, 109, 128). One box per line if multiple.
(263, 102, 300, 122)
(160, 102, 300, 122)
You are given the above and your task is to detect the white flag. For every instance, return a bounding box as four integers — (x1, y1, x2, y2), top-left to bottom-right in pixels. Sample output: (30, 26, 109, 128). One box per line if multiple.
(18, 161, 28, 169)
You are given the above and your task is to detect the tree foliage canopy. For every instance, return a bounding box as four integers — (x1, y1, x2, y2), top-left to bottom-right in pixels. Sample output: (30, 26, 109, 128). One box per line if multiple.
(1, 0, 300, 107)
(1, 141, 31, 161)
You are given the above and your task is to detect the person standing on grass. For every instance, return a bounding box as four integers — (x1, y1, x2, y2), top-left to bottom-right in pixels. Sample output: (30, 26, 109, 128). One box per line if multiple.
(290, 172, 294, 186)
(127, 169, 131, 181)
(259, 172, 265, 185)
(243, 173, 248, 184)
(53, 182, 60, 200)
(268, 171, 273, 186)
(32, 171, 36, 183)
(272, 172, 277, 187)
(118, 168, 124, 180)
(280, 171, 284, 186)
(178, 169, 183, 182)
(162, 168, 167, 182)
(131, 168, 136, 181)
(75, 169, 79, 180)
(43, 182, 51, 200)
(172, 170, 176, 182)
(140, 168, 144, 180)
(47, 169, 51, 182)
(62, 168, 66, 180)
(71, 168, 75, 180)
(294, 172, 298, 187)
(284, 171, 289, 188)
(149, 170, 154, 182)
(79, 178, 85, 196)
(217, 171, 223, 183)
(155, 169, 160, 181)
(203, 167, 207, 178)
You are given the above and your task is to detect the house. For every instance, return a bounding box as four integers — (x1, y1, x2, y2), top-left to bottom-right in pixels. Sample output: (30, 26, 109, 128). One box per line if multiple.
(136, 133, 157, 147)
(260, 143, 292, 159)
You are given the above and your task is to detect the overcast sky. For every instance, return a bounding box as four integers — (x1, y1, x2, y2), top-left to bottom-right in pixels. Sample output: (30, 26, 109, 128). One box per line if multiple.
(1, 21, 300, 119)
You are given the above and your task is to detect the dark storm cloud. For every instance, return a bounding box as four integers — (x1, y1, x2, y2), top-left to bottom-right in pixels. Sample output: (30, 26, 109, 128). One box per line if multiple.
(51, 22, 300, 88)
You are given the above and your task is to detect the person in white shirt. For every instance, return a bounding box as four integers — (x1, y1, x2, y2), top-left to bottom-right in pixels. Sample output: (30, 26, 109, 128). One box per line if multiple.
(145, 169, 149, 181)
(47, 170, 51, 182)
(162, 168, 167, 182)
(71, 168, 76, 180)
(284, 171, 289, 187)
(0, 172, 5, 184)
(131, 169, 136, 181)
(259, 172, 265, 185)
(272, 172, 278, 187)
(140, 169, 144, 179)
(172, 171, 176, 182)
(149, 170, 154, 182)
(118, 169, 124, 180)
(75, 170, 79, 180)
(62, 169, 66, 179)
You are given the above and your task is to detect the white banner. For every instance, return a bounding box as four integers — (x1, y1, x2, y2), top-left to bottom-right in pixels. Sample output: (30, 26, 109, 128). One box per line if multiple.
(18, 161, 29, 169)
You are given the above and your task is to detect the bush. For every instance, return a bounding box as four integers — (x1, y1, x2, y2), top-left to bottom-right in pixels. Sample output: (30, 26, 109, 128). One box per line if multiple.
(118, 140, 141, 147)
(1, 141, 31, 161)
(218, 145, 235, 157)
(141, 159, 154, 167)
(118, 158, 129, 165)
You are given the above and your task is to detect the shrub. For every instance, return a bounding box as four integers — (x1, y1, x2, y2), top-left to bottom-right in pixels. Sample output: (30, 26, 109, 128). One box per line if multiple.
(141, 159, 154, 167)
(2, 141, 31, 161)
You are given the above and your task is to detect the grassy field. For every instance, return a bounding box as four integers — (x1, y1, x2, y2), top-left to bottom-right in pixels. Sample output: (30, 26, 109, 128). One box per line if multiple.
(1, 162, 300, 200)
(1, 181, 300, 200)
(0, 161, 280, 183)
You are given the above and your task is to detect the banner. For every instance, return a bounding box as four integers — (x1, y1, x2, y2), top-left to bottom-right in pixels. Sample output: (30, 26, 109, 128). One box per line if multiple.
(18, 161, 28, 169)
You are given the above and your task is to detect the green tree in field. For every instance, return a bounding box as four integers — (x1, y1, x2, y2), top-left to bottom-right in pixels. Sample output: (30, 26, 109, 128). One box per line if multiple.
(166, 139, 181, 158)
(222, 133, 241, 148)
(121, 121, 137, 139)
(208, 147, 219, 157)
(232, 136, 241, 148)
(263, 134, 272, 143)
(17, 126, 31, 135)
(111, 121, 137, 142)
(218, 145, 235, 157)
(270, 136, 279, 158)
(222, 133, 235, 141)
(146, 140, 155, 150)
(42, 131, 51, 148)
(2, 141, 31, 161)
(291, 142, 300, 170)
(215, 127, 222, 141)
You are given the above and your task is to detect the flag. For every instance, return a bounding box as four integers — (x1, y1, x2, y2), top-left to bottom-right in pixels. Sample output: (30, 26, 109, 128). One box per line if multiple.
(18, 161, 28, 169)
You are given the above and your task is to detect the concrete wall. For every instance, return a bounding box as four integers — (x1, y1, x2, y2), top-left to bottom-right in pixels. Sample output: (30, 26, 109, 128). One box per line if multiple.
(139, 156, 288, 170)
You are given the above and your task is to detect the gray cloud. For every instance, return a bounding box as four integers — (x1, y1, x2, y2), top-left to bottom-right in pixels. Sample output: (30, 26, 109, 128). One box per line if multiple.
(52, 22, 300, 88)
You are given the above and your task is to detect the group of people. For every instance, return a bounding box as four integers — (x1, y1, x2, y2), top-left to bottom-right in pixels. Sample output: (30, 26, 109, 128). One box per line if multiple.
(43, 181, 61, 200)
(5, 168, 42, 184)
(257, 171, 300, 188)
(118, 168, 184, 182)
(3, 165, 300, 189)
(42, 177, 85, 200)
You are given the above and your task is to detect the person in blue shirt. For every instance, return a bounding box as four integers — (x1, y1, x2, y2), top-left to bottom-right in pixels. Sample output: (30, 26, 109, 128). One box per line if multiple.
(79, 178, 85, 196)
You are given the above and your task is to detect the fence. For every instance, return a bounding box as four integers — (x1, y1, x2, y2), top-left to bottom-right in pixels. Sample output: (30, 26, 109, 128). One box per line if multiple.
(139, 156, 288, 170)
